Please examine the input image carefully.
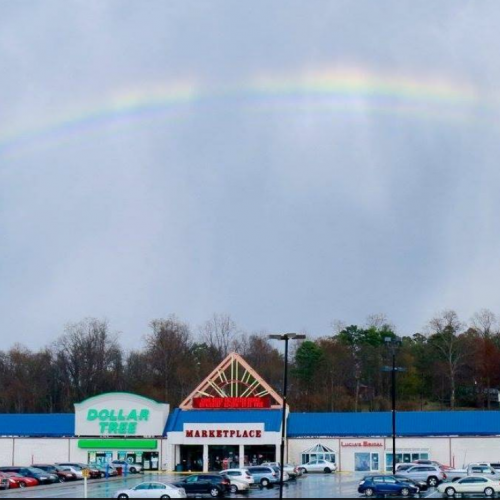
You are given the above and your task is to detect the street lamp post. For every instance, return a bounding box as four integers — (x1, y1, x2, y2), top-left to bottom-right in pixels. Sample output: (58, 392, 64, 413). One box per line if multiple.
(269, 333, 306, 500)
(383, 336, 405, 475)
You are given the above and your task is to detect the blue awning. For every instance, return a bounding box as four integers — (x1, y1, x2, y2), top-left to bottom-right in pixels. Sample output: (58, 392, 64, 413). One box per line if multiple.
(166, 409, 282, 434)
(0, 414, 75, 437)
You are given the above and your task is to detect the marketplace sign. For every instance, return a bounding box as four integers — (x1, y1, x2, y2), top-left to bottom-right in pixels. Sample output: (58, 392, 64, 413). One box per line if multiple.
(183, 424, 267, 444)
(75, 393, 170, 437)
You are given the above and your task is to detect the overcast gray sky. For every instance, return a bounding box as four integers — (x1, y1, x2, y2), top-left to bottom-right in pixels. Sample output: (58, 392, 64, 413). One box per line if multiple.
(1, 0, 500, 348)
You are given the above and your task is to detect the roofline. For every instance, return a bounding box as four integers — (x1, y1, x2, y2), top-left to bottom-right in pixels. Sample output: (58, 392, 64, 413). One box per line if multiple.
(75, 392, 167, 407)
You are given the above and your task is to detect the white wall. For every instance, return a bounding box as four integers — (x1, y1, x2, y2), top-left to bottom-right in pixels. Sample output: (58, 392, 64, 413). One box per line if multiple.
(15, 439, 70, 465)
(0, 440, 14, 466)
(451, 437, 500, 468)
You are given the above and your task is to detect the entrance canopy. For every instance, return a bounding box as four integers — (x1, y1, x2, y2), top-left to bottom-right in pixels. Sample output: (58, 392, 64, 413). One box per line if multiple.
(180, 353, 284, 410)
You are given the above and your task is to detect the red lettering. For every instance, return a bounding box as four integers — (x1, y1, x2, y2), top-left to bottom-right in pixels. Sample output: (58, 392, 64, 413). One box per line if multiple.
(195, 431, 201, 438)
(249, 431, 255, 438)
(217, 431, 223, 438)
(230, 431, 236, 438)
(223, 431, 229, 438)
(186, 431, 194, 438)
(243, 431, 249, 438)
(202, 431, 208, 438)
(256, 430, 262, 438)
(209, 431, 215, 438)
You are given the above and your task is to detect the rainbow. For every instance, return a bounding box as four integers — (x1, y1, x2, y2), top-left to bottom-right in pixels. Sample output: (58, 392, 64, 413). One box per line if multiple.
(0, 68, 490, 156)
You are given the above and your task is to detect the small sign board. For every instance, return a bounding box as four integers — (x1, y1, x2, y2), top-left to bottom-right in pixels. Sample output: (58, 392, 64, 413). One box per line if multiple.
(82, 468, 91, 479)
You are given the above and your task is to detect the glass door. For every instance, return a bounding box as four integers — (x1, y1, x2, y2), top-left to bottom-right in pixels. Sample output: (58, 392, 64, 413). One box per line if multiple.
(355, 453, 380, 472)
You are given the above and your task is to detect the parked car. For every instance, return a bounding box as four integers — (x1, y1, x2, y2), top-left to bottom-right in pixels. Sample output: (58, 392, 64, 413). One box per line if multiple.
(414, 460, 452, 471)
(0, 472, 38, 489)
(0, 467, 59, 485)
(358, 476, 420, 498)
(394, 475, 429, 492)
(89, 462, 119, 477)
(174, 474, 230, 498)
(247, 466, 282, 487)
(263, 462, 303, 478)
(221, 469, 254, 494)
(33, 464, 78, 482)
(57, 465, 84, 480)
(395, 464, 446, 487)
(297, 459, 337, 474)
(438, 476, 500, 497)
(0, 473, 10, 490)
(111, 460, 143, 474)
(57, 463, 102, 479)
(114, 482, 187, 499)
(446, 464, 500, 482)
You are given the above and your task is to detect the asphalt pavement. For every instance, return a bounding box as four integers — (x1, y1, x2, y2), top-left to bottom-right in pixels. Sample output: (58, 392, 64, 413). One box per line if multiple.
(0, 472, 448, 499)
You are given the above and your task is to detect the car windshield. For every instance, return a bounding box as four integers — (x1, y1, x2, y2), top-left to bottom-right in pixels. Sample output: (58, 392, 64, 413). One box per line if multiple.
(27, 468, 46, 474)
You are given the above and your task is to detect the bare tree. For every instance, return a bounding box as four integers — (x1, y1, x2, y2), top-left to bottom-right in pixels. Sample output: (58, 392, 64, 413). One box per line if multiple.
(55, 318, 123, 405)
(199, 314, 239, 361)
(427, 310, 466, 410)
(471, 309, 498, 338)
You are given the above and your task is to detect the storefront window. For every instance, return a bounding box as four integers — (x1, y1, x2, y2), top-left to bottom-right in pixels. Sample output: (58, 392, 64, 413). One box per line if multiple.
(301, 444, 336, 465)
(386, 451, 430, 472)
(355, 453, 380, 472)
(179, 446, 204, 472)
(244, 446, 276, 466)
(209, 446, 239, 471)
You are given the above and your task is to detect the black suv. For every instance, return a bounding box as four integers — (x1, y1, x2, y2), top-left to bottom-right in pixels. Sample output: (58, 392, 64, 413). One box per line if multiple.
(0, 467, 59, 485)
(174, 474, 231, 498)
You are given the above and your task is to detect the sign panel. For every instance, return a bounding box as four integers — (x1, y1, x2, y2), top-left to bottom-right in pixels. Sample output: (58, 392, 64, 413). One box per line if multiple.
(183, 424, 266, 444)
(193, 397, 271, 410)
(75, 393, 170, 437)
(341, 441, 384, 448)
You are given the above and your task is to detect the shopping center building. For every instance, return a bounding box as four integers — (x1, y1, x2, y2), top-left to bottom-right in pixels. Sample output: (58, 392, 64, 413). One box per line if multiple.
(1, 353, 500, 473)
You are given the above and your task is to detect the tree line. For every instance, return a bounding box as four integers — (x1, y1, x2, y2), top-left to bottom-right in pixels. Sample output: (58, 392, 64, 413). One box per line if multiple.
(1, 310, 499, 414)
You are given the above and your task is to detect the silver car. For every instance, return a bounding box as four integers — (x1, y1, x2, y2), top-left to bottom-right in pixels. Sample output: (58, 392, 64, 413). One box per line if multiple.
(115, 482, 186, 499)
(396, 465, 446, 487)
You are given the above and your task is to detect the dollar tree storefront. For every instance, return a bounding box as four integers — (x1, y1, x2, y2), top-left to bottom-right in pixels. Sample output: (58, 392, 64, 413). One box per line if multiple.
(74, 393, 170, 471)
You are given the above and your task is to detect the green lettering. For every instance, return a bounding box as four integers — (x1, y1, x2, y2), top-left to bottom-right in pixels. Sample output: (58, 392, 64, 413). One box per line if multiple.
(100, 422, 109, 433)
(139, 409, 150, 422)
(87, 409, 99, 422)
(99, 409, 110, 421)
(109, 410, 117, 422)
(128, 410, 138, 421)
(128, 422, 137, 435)
(118, 409, 126, 421)
(118, 422, 128, 434)
(108, 422, 119, 434)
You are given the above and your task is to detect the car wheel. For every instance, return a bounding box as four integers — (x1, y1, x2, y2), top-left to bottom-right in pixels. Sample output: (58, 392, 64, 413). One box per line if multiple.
(261, 478, 270, 488)
(485, 488, 495, 497)
(428, 476, 439, 487)
(445, 487, 456, 497)
(210, 487, 221, 498)
(300, 469, 308, 475)
(19, 482, 27, 489)
(364, 488, 375, 498)
(130, 468, 137, 474)
(324, 468, 332, 474)
(230, 485, 239, 494)
(118, 495, 129, 499)
(160, 496, 171, 499)
(60, 476, 66, 483)
(401, 488, 410, 498)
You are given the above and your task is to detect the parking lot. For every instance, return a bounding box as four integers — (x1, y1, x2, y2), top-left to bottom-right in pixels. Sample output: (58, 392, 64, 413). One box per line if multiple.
(0, 473, 449, 499)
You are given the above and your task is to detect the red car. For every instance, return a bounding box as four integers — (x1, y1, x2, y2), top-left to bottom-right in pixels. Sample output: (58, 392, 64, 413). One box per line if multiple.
(0, 472, 39, 489)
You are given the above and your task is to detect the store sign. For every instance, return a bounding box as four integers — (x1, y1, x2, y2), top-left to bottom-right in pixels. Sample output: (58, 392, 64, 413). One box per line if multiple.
(75, 393, 170, 437)
(342, 441, 384, 448)
(183, 424, 266, 444)
(193, 397, 271, 410)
